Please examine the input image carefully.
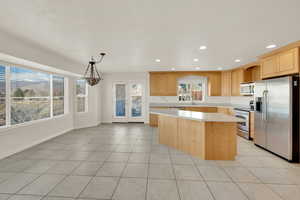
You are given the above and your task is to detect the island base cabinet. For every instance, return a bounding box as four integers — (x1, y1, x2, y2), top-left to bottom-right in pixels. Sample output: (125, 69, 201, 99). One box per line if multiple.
(204, 122, 237, 160)
(158, 115, 178, 149)
(177, 119, 205, 158)
(158, 115, 237, 160)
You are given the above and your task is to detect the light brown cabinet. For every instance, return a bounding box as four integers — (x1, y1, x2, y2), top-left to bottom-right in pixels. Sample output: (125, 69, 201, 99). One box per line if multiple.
(221, 71, 232, 96)
(150, 72, 177, 96)
(261, 48, 299, 79)
(149, 72, 222, 96)
(231, 68, 244, 96)
(243, 65, 261, 82)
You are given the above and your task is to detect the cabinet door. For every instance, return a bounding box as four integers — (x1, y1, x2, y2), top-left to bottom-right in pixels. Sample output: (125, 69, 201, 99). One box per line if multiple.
(166, 73, 178, 96)
(231, 69, 244, 96)
(278, 48, 299, 75)
(221, 71, 231, 96)
(149, 73, 167, 96)
(261, 56, 278, 78)
(251, 66, 261, 81)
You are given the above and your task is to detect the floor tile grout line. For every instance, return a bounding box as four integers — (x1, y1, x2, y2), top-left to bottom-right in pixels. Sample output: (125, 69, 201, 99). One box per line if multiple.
(194, 160, 217, 200)
(43, 158, 103, 198)
(109, 152, 131, 199)
(221, 166, 251, 200)
(169, 151, 182, 200)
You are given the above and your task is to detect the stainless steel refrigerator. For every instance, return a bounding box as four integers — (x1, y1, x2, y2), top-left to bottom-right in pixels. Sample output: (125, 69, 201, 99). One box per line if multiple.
(254, 76, 299, 162)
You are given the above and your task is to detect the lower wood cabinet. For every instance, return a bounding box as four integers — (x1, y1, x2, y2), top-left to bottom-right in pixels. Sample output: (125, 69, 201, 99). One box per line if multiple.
(150, 114, 158, 127)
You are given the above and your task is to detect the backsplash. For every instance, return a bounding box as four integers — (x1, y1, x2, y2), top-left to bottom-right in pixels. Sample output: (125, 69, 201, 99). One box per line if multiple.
(230, 96, 254, 106)
(149, 95, 253, 106)
(149, 96, 230, 104)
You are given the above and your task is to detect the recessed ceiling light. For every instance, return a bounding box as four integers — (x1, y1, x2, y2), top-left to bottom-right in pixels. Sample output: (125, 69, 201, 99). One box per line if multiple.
(193, 58, 199, 62)
(171, 68, 175, 71)
(217, 67, 223, 70)
(195, 67, 200, 70)
(155, 59, 161, 62)
(266, 44, 277, 49)
(199, 46, 207, 50)
(235, 59, 241, 63)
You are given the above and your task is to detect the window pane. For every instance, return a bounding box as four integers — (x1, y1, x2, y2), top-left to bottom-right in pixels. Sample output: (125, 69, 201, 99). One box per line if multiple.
(53, 76, 64, 96)
(11, 67, 50, 97)
(115, 84, 126, 117)
(77, 97, 85, 112)
(76, 79, 86, 95)
(53, 96, 64, 116)
(11, 97, 50, 125)
(131, 96, 142, 117)
(10, 67, 51, 124)
(0, 66, 5, 126)
(53, 76, 64, 116)
(130, 84, 142, 96)
(0, 98, 5, 126)
(192, 83, 203, 101)
(0, 66, 5, 98)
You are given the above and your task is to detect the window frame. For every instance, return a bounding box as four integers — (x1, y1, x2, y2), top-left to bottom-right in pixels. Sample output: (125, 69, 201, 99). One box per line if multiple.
(0, 63, 67, 130)
(76, 79, 88, 113)
(177, 76, 207, 102)
(52, 75, 65, 117)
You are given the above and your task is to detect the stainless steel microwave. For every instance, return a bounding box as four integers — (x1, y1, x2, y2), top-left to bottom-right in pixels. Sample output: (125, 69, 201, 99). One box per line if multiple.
(240, 82, 254, 96)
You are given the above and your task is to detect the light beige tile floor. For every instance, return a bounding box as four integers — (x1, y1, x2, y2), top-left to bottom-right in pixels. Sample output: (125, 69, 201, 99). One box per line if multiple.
(0, 123, 299, 200)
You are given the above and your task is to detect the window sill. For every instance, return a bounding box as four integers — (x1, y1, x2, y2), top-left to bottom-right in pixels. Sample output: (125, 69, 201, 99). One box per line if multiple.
(0, 113, 70, 135)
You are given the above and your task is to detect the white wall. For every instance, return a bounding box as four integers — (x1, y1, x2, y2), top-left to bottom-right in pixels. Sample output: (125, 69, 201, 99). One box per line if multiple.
(74, 83, 102, 129)
(101, 72, 149, 123)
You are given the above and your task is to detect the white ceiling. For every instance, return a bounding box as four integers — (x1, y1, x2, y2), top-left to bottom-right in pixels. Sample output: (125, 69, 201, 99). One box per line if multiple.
(0, 0, 300, 73)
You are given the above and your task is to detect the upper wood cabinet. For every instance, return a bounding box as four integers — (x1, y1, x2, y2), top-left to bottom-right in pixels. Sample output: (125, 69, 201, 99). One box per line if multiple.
(149, 72, 177, 96)
(221, 71, 231, 96)
(261, 55, 278, 78)
(261, 48, 299, 79)
(231, 68, 244, 96)
(243, 65, 261, 82)
(149, 71, 221, 96)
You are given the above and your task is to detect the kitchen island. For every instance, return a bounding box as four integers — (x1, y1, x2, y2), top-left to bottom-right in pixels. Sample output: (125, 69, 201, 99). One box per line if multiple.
(150, 109, 244, 160)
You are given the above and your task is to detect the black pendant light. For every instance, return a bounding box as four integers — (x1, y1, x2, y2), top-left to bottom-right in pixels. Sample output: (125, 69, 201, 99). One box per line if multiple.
(83, 53, 106, 86)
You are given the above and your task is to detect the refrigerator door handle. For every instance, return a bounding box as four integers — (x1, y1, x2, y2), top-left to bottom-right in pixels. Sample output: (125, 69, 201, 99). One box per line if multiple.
(262, 90, 266, 120)
(264, 90, 268, 121)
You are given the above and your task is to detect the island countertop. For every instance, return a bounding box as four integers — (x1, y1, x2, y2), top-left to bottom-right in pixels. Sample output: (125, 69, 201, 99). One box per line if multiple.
(150, 108, 245, 123)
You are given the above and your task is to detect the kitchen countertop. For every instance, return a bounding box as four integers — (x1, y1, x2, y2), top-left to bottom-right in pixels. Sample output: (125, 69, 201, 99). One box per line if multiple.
(149, 102, 253, 111)
(150, 109, 245, 122)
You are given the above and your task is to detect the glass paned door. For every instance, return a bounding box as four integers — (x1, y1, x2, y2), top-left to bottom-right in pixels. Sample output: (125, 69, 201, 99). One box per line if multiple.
(130, 83, 142, 118)
(113, 81, 144, 122)
(115, 83, 126, 117)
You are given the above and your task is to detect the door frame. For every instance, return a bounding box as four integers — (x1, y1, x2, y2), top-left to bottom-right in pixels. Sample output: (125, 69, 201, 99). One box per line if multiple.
(112, 80, 145, 123)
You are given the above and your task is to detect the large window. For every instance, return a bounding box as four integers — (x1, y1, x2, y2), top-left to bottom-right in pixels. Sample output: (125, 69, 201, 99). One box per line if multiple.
(0, 66, 5, 126)
(53, 76, 64, 116)
(76, 79, 87, 113)
(11, 67, 51, 125)
(0, 64, 66, 127)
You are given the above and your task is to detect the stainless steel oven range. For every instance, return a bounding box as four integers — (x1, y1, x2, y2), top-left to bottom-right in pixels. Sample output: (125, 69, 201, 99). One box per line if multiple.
(234, 108, 250, 139)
